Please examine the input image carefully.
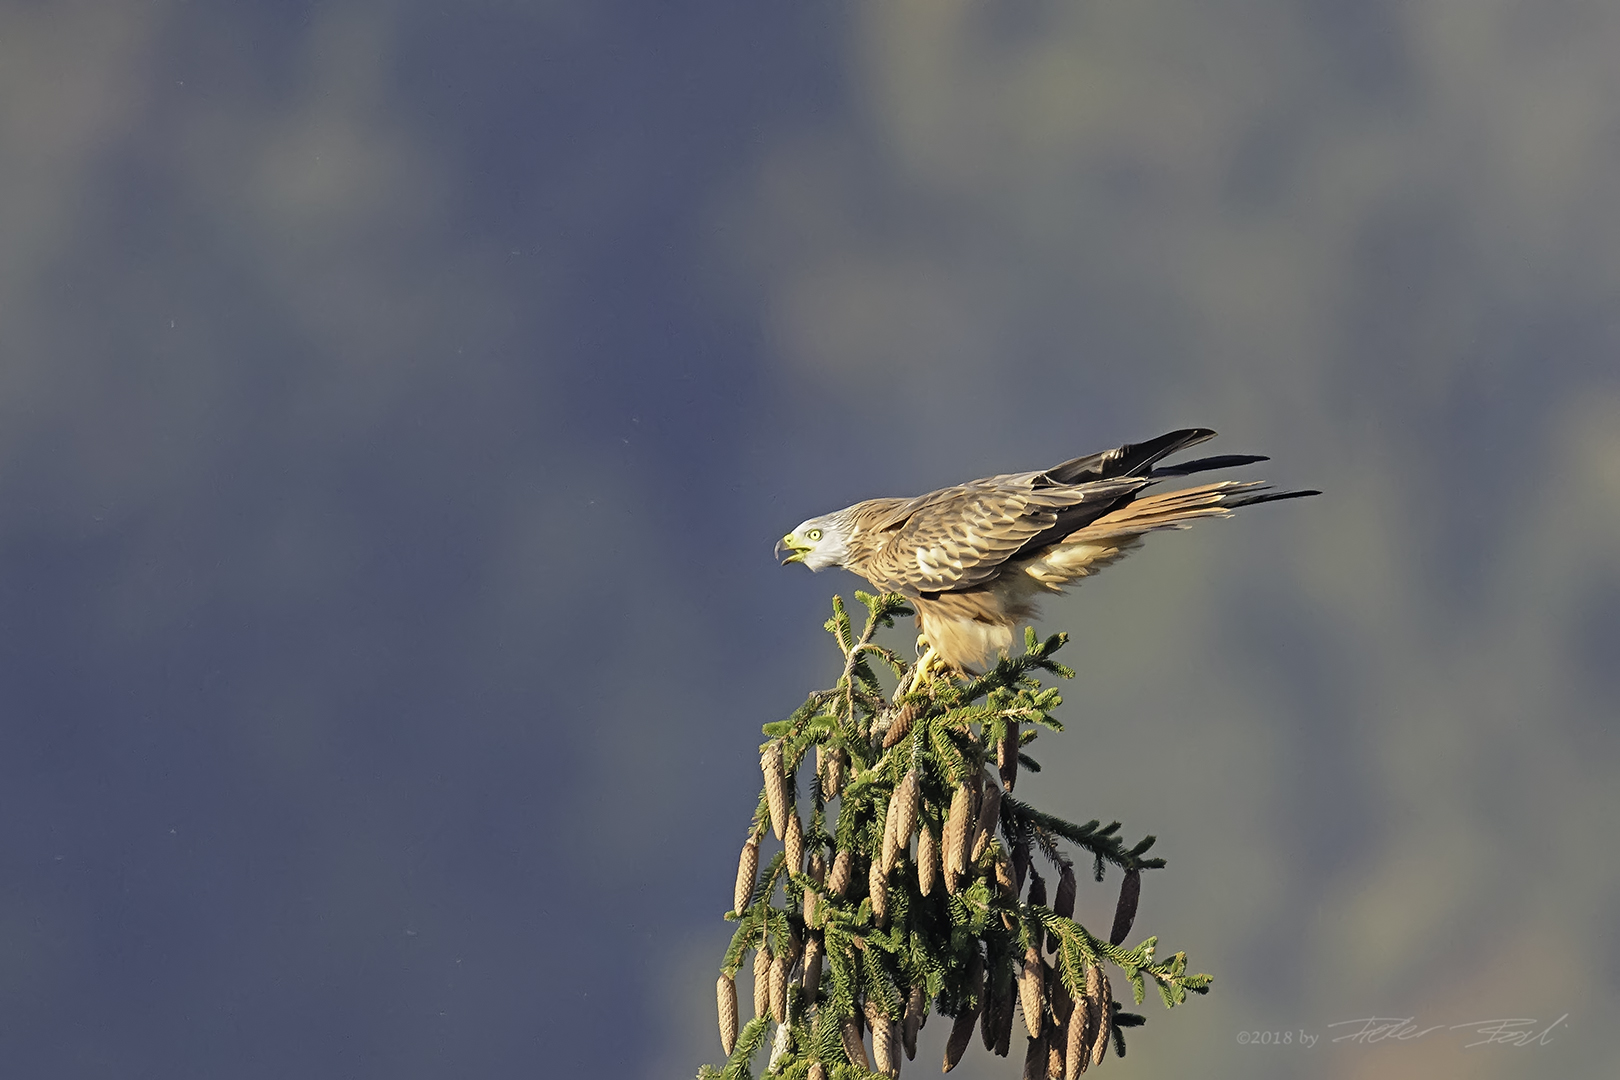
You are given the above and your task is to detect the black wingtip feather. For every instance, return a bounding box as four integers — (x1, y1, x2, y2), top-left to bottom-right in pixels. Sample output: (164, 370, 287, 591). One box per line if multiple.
(1150, 453, 1270, 477)
(1227, 488, 1321, 509)
(1046, 428, 1218, 485)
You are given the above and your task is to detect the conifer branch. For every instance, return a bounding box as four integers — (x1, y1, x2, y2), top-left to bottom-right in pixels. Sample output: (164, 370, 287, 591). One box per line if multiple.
(999, 797, 1166, 874)
(700, 595, 1209, 1079)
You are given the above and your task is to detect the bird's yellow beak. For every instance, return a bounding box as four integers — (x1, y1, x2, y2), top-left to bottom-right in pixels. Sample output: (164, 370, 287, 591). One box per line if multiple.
(775, 533, 810, 565)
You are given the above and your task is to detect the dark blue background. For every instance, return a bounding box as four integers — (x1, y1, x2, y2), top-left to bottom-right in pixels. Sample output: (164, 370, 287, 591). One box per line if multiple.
(1, 3, 1615, 1078)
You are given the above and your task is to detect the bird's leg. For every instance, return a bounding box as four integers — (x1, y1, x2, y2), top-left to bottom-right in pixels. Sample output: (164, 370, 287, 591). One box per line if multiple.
(905, 641, 943, 695)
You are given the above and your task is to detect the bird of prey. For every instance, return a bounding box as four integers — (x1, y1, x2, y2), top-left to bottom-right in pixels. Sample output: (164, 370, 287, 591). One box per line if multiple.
(776, 429, 1316, 677)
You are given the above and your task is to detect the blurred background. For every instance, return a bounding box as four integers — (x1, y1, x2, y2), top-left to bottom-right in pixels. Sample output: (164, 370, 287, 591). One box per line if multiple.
(1, 1, 1616, 1077)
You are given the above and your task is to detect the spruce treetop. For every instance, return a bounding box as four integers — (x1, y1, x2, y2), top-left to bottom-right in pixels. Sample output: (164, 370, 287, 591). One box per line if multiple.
(702, 593, 1210, 1080)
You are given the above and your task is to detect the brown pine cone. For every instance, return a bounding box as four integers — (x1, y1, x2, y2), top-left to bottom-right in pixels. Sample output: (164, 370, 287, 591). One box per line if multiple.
(752, 943, 772, 1019)
(881, 791, 900, 875)
(983, 957, 1016, 1054)
(1028, 869, 1049, 945)
(998, 719, 1020, 791)
(943, 952, 984, 1073)
(995, 974, 1015, 1057)
(1109, 868, 1140, 947)
(770, 950, 790, 1024)
(995, 850, 1017, 901)
(1064, 993, 1089, 1079)
(761, 742, 787, 841)
(869, 859, 889, 927)
(734, 835, 759, 915)
(828, 849, 853, 897)
(1047, 962, 1073, 1026)
(1047, 1023, 1065, 1080)
(971, 780, 1003, 864)
(980, 963, 1000, 1051)
(809, 1062, 827, 1080)
(841, 1015, 871, 1070)
(784, 810, 804, 876)
(1028, 868, 1047, 907)
(894, 769, 919, 862)
(825, 749, 845, 799)
(883, 699, 921, 748)
(716, 974, 738, 1056)
(1089, 972, 1112, 1068)
(802, 935, 824, 1001)
(943, 1010, 976, 1073)
(944, 781, 973, 893)
(1054, 865, 1076, 920)
(805, 850, 827, 926)
(1023, 1031, 1048, 1080)
(867, 1000, 897, 1077)
(918, 822, 939, 897)
(1018, 945, 1044, 1038)
(1075, 965, 1103, 1074)
(902, 983, 925, 1060)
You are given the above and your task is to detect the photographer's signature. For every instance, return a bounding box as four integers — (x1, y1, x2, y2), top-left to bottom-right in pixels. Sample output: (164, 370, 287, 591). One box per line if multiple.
(1237, 1013, 1569, 1050)
(1329, 1014, 1568, 1048)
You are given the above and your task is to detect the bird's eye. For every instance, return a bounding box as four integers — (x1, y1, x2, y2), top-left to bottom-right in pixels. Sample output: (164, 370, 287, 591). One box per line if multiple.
(807, 529, 822, 541)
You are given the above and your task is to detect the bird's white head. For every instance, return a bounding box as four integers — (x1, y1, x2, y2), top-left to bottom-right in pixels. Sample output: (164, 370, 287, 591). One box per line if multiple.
(775, 512, 853, 571)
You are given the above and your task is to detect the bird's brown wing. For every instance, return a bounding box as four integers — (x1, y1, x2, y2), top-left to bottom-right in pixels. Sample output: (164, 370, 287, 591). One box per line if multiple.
(851, 477, 1147, 595)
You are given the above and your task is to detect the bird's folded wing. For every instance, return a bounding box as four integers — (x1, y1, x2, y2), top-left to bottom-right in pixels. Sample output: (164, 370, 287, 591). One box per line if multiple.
(857, 479, 1143, 594)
